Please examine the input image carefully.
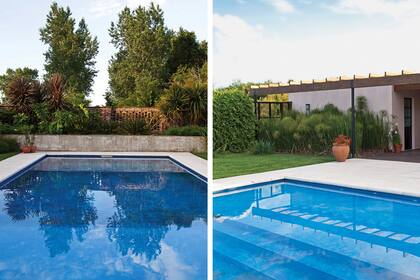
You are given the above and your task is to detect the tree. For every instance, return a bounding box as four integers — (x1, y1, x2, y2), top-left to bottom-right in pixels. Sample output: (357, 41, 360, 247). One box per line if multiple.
(0, 68, 38, 102)
(40, 2, 99, 100)
(107, 4, 171, 106)
(167, 28, 207, 78)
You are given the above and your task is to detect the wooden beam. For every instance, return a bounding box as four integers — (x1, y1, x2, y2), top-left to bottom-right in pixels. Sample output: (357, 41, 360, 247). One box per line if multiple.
(250, 74, 420, 97)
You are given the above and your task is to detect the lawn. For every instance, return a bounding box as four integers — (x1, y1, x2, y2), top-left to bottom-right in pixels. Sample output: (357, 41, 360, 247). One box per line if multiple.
(213, 153, 334, 179)
(0, 152, 18, 161)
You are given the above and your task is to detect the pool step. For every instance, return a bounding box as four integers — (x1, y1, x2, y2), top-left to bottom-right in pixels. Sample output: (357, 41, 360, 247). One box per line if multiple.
(214, 230, 338, 280)
(215, 220, 415, 280)
(213, 250, 276, 280)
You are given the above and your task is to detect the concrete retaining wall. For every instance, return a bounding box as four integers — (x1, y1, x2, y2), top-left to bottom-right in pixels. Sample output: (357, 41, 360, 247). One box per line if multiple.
(4, 135, 206, 153)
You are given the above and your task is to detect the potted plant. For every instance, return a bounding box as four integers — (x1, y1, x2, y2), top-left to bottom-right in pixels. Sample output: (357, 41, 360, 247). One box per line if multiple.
(20, 133, 32, 153)
(29, 134, 37, 153)
(392, 126, 402, 153)
(332, 134, 351, 162)
(20, 125, 36, 153)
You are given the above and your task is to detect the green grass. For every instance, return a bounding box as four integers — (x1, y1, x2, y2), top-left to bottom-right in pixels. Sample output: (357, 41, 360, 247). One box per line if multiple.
(0, 152, 18, 161)
(213, 153, 334, 179)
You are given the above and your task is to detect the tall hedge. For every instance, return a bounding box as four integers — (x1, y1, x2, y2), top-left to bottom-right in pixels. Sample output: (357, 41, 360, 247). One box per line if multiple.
(213, 88, 255, 152)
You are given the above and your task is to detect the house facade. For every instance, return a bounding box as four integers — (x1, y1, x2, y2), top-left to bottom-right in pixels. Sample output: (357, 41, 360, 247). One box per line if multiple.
(250, 72, 420, 151)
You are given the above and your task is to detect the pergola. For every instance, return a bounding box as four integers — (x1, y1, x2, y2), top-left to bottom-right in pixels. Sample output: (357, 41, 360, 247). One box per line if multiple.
(249, 71, 420, 158)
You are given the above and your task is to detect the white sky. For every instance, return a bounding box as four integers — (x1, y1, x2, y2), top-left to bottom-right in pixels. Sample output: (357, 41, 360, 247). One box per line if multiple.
(214, 0, 420, 87)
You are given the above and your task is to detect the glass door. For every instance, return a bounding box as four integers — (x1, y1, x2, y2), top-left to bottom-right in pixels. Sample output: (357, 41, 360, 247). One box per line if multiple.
(404, 98, 413, 150)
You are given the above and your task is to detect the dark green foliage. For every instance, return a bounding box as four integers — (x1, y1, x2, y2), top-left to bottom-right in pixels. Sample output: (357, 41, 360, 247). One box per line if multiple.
(0, 137, 19, 153)
(108, 4, 170, 106)
(167, 28, 207, 78)
(0, 123, 16, 134)
(117, 119, 150, 135)
(107, 4, 207, 108)
(40, 2, 99, 98)
(0, 108, 15, 124)
(214, 88, 255, 152)
(158, 65, 207, 126)
(254, 140, 275, 154)
(164, 126, 207, 136)
(258, 102, 390, 154)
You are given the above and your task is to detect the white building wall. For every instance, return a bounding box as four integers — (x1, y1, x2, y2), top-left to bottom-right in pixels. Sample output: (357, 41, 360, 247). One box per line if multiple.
(288, 85, 393, 113)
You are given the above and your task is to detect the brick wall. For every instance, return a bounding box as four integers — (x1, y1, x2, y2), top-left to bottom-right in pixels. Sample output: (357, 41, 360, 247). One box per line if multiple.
(90, 107, 169, 132)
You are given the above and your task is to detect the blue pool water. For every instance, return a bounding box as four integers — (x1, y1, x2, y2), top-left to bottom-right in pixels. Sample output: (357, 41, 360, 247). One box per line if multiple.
(0, 157, 207, 280)
(213, 180, 420, 280)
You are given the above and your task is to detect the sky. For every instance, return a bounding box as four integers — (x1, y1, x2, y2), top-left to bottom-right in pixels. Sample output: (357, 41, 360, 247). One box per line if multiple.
(214, 0, 420, 87)
(0, 0, 207, 105)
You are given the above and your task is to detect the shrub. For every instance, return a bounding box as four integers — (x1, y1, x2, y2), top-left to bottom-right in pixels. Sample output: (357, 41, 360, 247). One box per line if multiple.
(0, 137, 19, 153)
(164, 126, 207, 136)
(214, 88, 255, 152)
(159, 65, 207, 126)
(253, 140, 275, 154)
(118, 118, 150, 135)
(258, 101, 390, 154)
(0, 123, 16, 134)
(0, 108, 15, 124)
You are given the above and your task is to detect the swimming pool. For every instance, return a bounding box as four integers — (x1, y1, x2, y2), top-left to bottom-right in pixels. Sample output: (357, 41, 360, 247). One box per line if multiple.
(0, 156, 207, 280)
(213, 179, 420, 280)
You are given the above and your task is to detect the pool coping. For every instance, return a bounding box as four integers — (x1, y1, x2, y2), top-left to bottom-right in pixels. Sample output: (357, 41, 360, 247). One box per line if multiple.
(0, 152, 207, 186)
(213, 158, 420, 198)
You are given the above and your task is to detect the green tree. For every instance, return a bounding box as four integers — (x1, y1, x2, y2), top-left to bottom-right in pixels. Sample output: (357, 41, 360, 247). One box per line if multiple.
(0, 68, 38, 103)
(107, 4, 171, 106)
(167, 28, 207, 78)
(40, 2, 99, 100)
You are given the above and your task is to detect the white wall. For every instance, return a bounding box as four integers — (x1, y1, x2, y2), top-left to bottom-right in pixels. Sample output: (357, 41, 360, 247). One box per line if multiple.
(288, 85, 393, 113)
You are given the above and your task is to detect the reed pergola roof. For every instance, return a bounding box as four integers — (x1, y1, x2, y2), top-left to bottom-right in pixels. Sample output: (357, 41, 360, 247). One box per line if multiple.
(249, 70, 420, 97)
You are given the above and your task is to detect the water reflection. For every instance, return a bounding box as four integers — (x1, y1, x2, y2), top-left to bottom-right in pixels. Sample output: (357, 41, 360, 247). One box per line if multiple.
(1, 161, 206, 262)
(3, 172, 97, 257)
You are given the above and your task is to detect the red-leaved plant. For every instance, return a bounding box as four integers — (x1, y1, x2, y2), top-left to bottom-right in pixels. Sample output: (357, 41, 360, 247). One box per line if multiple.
(334, 134, 351, 146)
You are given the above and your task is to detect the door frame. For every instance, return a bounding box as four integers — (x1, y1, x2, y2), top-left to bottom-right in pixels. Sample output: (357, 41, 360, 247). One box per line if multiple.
(404, 97, 413, 150)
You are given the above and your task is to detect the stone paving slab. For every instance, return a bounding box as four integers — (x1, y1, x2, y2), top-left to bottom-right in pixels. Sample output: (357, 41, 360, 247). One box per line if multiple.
(213, 159, 420, 197)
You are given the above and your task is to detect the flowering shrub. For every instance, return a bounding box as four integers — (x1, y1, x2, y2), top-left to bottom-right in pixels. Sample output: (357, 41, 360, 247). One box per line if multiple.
(334, 134, 351, 146)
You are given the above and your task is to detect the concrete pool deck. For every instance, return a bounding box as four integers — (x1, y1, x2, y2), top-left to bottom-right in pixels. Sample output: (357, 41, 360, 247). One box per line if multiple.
(0, 152, 207, 184)
(213, 159, 420, 198)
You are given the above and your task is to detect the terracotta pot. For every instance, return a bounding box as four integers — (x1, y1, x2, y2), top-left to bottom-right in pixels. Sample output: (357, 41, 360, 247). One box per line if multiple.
(394, 144, 402, 153)
(21, 146, 32, 153)
(30, 145, 37, 153)
(332, 144, 350, 162)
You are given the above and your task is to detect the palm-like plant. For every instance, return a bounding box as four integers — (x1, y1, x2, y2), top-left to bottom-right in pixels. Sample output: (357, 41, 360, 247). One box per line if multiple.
(188, 82, 207, 125)
(159, 85, 189, 126)
(6, 77, 41, 114)
(43, 73, 68, 111)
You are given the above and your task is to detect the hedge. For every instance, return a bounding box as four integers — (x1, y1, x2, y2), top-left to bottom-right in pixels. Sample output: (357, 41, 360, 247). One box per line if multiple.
(213, 88, 255, 152)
